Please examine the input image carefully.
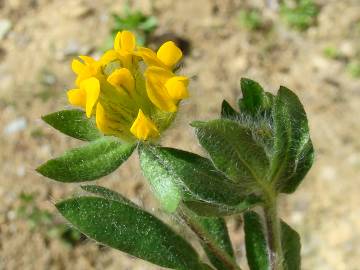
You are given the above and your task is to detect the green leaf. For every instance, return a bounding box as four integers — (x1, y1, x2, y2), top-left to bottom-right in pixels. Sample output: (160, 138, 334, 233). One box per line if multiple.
(191, 119, 270, 193)
(57, 196, 202, 270)
(244, 211, 269, 270)
(281, 221, 301, 270)
(139, 16, 158, 32)
(270, 86, 314, 193)
(139, 145, 247, 212)
(37, 137, 135, 182)
(42, 109, 102, 141)
(201, 264, 216, 270)
(139, 145, 182, 213)
(81, 185, 137, 207)
(184, 195, 262, 217)
(179, 207, 239, 270)
(238, 78, 272, 115)
(280, 0, 318, 31)
(198, 217, 235, 270)
(281, 139, 314, 193)
(221, 100, 239, 119)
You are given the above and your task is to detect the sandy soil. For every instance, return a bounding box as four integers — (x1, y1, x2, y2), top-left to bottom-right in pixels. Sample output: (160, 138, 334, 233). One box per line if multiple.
(1, 0, 360, 269)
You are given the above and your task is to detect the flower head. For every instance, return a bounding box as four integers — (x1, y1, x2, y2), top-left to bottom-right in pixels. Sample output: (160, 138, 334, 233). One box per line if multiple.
(67, 31, 189, 142)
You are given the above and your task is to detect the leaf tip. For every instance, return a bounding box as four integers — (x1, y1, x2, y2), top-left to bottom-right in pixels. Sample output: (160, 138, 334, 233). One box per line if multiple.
(240, 77, 260, 90)
(80, 185, 90, 192)
(35, 163, 47, 176)
(54, 200, 65, 211)
(278, 85, 294, 95)
(240, 77, 253, 85)
(190, 120, 205, 128)
(40, 113, 53, 126)
(54, 199, 74, 218)
(221, 99, 230, 106)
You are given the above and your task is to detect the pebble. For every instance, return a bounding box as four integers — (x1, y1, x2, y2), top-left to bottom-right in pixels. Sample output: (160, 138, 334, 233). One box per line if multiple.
(8, 0, 21, 9)
(40, 70, 56, 86)
(191, 48, 203, 60)
(7, 210, 16, 221)
(0, 19, 12, 41)
(65, 2, 94, 19)
(62, 40, 81, 57)
(16, 166, 26, 177)
(320, 166, 337, 182)
(340, 40, 356, 58)
(3, 117, 27, 135)
(56, 40, 94, 60)
(0, 73, 14, 94)
(267, 0, 279, 10)
(291, 211, 304, 224)
(346, 153, 360, 166)
(39, 144, 51, 157)
(232, 55, 249, 72)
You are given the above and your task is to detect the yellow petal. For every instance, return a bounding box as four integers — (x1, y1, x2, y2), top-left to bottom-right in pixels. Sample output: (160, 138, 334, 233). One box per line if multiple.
(145, 67, 177, 112)
(100, 50, 119, 65)
(71, 59, 85, 75)
(75, 76, 83, 87)
(157, 41, 182, 68)
(130, 109, 159, 140)
(145, 66, 173, 84)
(136, 47, 164, 67)
(95, 103, 110, 134)
(165, 76, 189, 100)
(114, 31, 122, 51)
(121, 31, 136, 52)
(107, 68, 135, 92)
(80, 77, 100, 118)
(79, 55, 96, 65)
(67, 88, 86, 108)
(114, 31, 136, 52)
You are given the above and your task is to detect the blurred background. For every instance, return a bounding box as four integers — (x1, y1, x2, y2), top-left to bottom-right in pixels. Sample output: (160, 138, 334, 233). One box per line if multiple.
(1, 0, 359, 269)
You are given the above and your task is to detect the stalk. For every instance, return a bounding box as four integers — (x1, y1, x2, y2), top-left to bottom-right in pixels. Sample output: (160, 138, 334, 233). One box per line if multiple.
(178, 206, 241, 270)
(264, 196, 284, 270)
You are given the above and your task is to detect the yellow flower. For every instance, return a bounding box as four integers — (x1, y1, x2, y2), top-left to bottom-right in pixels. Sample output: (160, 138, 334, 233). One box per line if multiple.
(67, 77, 100, 117)
(145, 66, 189, 112)
(99, 30, 139, 70)
(130, 110, 160, 140)
(71, 56, 100, 87)
(67, 31, 189, 142)
(136, 41, 183, 69)
(114, 31, 136, 53)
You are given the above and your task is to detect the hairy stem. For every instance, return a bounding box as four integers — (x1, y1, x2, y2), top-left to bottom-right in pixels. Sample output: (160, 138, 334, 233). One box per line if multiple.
(178, 206, 241, 270)
(264, 196, 284, 270)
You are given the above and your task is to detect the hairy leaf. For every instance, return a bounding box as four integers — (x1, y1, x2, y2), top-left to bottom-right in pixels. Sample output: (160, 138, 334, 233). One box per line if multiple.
(42, 109, 101, 141)
(139, 145, 247, 212)
(192, 119, 270, 193)
(201, 264, 217, 270)
(139, 145, 182, 213)
(57, 196, 202, 270)
(179, 207, 238, 270)
(244, 211, 269, 270)
(198, 217, 235, 270)
(238, 78, 272, 115)
(37, 137, 135, 182)
(81, 185, 137, 207)
(271, 86, 314, 193)
(281, 221, 301, 270)
(221, 100, 239, 119)
(184, 195, 262, 217)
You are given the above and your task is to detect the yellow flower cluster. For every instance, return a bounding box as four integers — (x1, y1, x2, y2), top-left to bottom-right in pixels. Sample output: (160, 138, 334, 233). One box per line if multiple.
(67, 31, 189, 142)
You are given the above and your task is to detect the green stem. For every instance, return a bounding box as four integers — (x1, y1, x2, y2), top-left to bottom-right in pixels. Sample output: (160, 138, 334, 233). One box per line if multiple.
(264, 196, 284, 270)
(178, 206, 242, 270)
